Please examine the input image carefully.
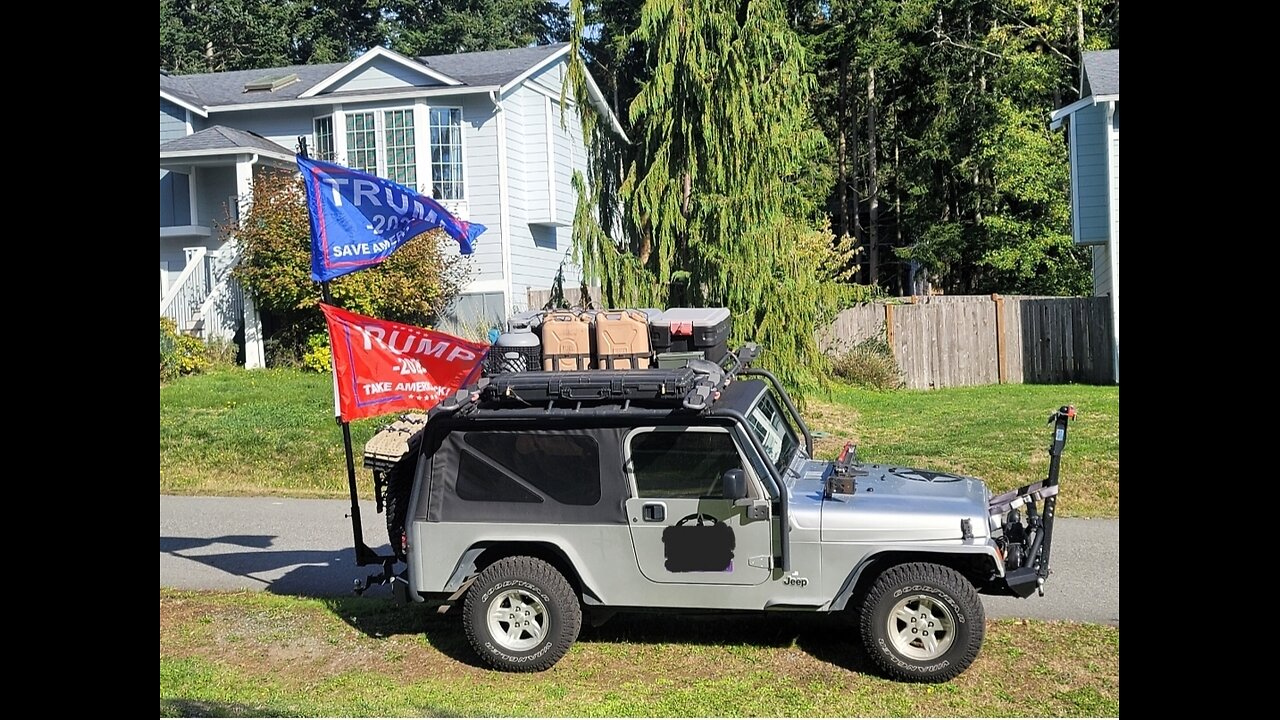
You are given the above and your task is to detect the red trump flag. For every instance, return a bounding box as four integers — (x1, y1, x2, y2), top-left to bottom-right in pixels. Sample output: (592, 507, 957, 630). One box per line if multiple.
(320, 303, 489, 422)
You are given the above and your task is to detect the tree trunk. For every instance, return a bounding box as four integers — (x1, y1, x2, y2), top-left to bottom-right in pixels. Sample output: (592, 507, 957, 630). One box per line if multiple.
(867, 66, 880, 286)
(894, 110, 903, 295)
(837, 46, 849, 240)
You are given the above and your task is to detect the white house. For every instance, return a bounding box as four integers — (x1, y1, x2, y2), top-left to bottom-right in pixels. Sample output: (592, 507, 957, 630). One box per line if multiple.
(1051, 49, 1119, 381)
(160, 43, 622, 366)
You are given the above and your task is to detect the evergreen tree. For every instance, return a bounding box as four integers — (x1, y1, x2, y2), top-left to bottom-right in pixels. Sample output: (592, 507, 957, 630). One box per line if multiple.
(385, 1, 570, 56)
(569, 0, 868, 396)
(160, 1, 570, 73)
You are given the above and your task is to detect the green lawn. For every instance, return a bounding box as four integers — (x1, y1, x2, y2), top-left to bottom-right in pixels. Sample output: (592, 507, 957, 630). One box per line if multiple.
(160, 368, 1118, 516)
(160, 589, 1119, 718)
(806, 383, 1119, 517)
(159, 368, 386, 498)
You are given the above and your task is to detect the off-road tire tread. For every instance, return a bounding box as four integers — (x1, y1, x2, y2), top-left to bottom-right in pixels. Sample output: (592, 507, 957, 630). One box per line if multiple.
(859, 561, 985, 683)
(463, 555, 582, 672)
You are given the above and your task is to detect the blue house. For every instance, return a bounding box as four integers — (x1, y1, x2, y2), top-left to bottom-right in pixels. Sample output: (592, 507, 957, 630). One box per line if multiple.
(1051, 49, 1119, 381)
(160, 43, 622, 366)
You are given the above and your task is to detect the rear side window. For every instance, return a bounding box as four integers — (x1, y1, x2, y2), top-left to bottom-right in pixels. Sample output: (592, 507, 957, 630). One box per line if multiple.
(463, 432, 602, 506)
(455, 451, 542, 503)
(630, 430, 741, 498)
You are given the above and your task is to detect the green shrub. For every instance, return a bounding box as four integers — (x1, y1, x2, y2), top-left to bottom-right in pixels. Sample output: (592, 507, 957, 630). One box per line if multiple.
(301, 332, 332, 373)
(829, 333, 903, 390)
(161, 317, 181, 382)
(160, 317, 221, 382)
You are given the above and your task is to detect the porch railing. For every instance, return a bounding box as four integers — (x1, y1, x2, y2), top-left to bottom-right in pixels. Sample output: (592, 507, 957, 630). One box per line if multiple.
(159, 247, 209, 332)
(160, 243, 245, 339)
(197, 241, 245, 340)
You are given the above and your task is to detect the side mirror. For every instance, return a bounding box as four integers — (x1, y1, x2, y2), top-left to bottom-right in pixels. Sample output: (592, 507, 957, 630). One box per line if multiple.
(721, 469, 747, 500)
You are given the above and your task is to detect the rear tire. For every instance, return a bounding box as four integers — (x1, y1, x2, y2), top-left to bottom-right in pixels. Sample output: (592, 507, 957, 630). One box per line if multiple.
(859, 562, 985, 683)
(463, 556, 581, 672)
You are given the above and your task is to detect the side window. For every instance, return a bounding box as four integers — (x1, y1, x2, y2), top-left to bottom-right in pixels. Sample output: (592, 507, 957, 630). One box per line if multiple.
(455, 451, 541, 503)
(462, 432, 601, 506)
(631, 430, 742, 499)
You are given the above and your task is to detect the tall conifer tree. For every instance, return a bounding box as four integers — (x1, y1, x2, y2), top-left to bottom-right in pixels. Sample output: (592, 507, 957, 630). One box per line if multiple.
(569, 0, 865, 395)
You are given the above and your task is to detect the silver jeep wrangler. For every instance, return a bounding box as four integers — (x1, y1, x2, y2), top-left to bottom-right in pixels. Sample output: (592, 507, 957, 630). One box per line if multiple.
(355, 347, 1073, 683)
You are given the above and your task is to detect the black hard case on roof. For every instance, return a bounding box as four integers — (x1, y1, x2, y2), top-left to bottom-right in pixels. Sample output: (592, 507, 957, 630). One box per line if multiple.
(649, 308, 733, 363)
(481, 367, 700, 404)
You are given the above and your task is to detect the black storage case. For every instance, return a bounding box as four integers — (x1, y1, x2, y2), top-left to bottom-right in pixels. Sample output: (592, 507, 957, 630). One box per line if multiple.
(648, 308, 733, 364)
(482, 367, 701, 404)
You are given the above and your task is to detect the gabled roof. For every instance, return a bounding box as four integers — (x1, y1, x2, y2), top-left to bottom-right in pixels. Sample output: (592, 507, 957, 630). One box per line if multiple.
(438, 44, 570, 89)
(1082, 50, 1119, 98)
(158, 125, 294, 163)
(1049, 49, 1119, 129)
(160, 71, 208, 117)
(165, 43, 571, 108)
(298, 46, 461, 98)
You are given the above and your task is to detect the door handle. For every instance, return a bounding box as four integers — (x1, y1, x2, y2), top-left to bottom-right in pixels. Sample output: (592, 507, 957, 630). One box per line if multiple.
(641, 502, 666, 522)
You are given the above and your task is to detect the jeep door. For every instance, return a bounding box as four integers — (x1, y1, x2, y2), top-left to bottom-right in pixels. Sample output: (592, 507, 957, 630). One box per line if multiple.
(622, 426, 772, 585)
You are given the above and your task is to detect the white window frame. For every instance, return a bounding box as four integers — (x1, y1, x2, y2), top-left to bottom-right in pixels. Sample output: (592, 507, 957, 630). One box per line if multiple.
(343, 109, 382, 175)
(381, 107, 418, 187)
(312, 114, 336, 162)
(427, 105, 467, 201)
(329, 105, 426, 188)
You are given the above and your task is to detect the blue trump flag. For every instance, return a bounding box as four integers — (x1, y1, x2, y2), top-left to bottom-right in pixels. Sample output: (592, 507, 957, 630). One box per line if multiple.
(298, 155, 485, 282)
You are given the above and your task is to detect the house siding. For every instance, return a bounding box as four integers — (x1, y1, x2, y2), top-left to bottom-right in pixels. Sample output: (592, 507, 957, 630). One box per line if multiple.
(327, 56, 444, 93)
(1091, 245, 1110, 297)
(195, 165, 238, 235)
(160, 100, 191, 226)
(160, 100, 187, 144)
(225, 98, 506, 286)
(165, 54, 603, 329)
(1072, 102, 1108, 244)
(222, 107, 314, 156)
(504, 59, 584, 306)
(456, 94, 504, 284)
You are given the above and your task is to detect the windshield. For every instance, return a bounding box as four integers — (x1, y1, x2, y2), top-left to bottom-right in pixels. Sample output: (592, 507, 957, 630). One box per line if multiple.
(746, 391, 801, 473)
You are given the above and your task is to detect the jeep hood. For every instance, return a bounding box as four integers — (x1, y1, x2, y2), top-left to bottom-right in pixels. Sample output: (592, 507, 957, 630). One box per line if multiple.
(790, 459, 991, 543)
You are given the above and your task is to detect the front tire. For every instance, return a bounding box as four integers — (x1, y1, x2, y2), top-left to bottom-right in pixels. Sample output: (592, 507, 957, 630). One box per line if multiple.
(463, 556, 582, 672)
(860, 562, 985, 682)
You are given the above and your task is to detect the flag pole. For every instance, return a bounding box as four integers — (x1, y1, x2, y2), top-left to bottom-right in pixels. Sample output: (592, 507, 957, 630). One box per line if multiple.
(302, 137, 382, 569)
(298, 139, 485, 581)
(322, 281, 383, 568)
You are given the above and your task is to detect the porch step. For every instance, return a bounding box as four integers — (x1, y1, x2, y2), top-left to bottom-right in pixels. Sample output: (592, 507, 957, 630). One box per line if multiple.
(184, 314, 205, 338)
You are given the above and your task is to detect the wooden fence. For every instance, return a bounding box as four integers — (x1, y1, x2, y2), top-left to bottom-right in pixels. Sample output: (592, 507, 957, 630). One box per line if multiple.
(526, 289, 1114, 388)
(527, 287, 602, 310)
(822, 295, 1115, 388)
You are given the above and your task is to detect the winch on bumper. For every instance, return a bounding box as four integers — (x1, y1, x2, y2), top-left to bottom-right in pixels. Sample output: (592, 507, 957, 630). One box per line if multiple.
(988, 405, 1075, 598)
